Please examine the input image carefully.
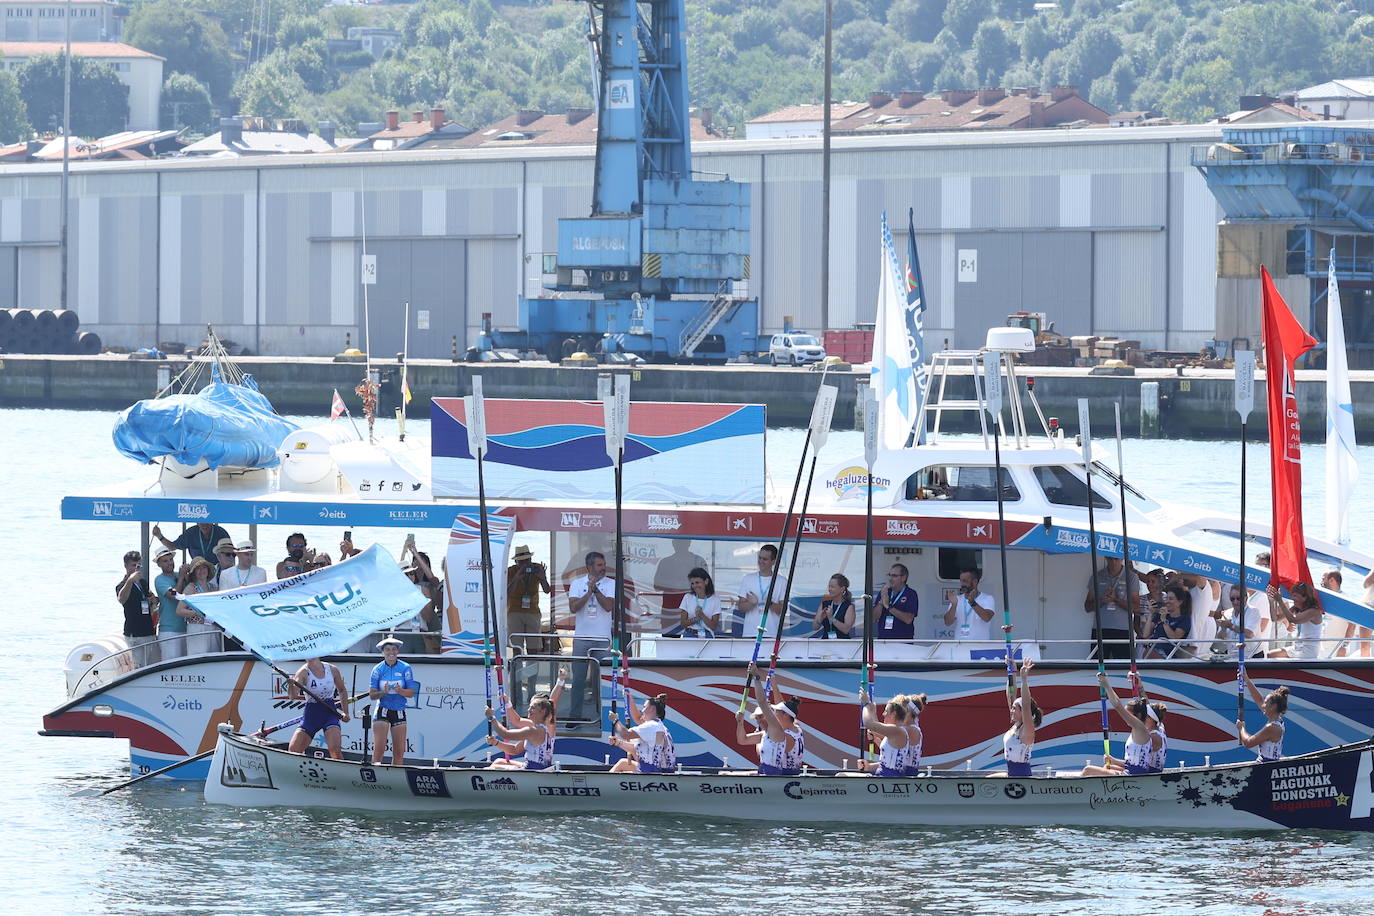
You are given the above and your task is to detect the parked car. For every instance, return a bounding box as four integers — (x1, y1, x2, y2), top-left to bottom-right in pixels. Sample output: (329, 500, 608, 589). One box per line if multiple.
(769, 332, 826, 366)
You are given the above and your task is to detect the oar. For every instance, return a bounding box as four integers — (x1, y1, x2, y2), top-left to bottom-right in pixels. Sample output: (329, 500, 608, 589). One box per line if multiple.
(1234, 350, 1256, 728)
(600, 374, 631, 727)
(99, 690, 369, 795)
(1079, 398, 1110, 761)
(764, 384, 837, 701)
(465, 380, 495, 738)
(981, 353, 1016, 703)
(1112, 402, 1142, 695)
(736, 384, 828, 714)
(861, 386, 878, 765)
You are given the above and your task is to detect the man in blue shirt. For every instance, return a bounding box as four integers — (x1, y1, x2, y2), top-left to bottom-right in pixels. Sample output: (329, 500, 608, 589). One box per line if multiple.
(151, 522, 232, 564)
(873, 563, 918, 639)
(369, 637, 417, 765)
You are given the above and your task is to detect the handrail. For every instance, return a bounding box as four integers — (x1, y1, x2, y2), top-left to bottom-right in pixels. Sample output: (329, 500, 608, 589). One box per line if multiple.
(71, 631, 229, 697)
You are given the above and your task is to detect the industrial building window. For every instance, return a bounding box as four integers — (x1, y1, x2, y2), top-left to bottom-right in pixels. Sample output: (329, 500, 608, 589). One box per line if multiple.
(113, 62, 130, 72)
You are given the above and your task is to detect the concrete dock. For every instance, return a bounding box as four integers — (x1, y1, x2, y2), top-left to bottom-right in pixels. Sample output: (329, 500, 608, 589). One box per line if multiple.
(2, 354, 1372, 441)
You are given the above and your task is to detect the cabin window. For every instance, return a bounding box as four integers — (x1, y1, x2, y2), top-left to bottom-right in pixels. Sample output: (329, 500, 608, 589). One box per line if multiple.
(938, 547, 982, 581)
(1034, 465, 1112, 509)
(903, 465, 1020, 502)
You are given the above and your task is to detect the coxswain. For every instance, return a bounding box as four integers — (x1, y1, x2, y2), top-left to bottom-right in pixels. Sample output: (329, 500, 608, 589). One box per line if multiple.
(610, 691, 676, 774)
(856, 688, 909, 777)
(1003, 659, 1041, 778)
(1237, 673, 1289, 762)
(1081, 672, 1167, 776)
(485, 697, 556, 770)
(286, 657, 351, 759)
(734, 662, 805, 776)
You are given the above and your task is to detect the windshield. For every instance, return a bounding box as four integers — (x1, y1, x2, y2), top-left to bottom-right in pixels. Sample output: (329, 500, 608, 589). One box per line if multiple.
(1034, 465, 1112, 509)
(1091, 460, 1161, 512)
(792, 336, 819, 346)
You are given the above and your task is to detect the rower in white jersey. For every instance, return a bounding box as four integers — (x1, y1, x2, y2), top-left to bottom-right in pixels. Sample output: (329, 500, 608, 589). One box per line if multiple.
(1238, 672, 1291, 762)
(485, 696, 557, 770)
(735, 661, 805, 776)
(1081, 671, 1169, 776)
(855, 688, 909, 777)
(610, 691, 677, 773)
(1003, 659, 1040, 778)
(286, 658, 350, 759)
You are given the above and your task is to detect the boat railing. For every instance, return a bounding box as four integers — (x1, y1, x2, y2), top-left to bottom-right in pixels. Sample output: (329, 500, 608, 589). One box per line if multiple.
(69, 631, 230, 697)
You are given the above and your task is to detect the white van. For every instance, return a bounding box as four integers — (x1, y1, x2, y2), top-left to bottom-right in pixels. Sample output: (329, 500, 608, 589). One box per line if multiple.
(768, 332, 826, 366)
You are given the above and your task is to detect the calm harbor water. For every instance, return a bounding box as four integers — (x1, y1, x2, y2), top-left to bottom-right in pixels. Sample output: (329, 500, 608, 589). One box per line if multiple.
(6, 406, 1374, 914)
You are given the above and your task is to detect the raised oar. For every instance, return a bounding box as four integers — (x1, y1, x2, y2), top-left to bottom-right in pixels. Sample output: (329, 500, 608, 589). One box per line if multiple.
(600, 373, 631, 727)
(981, 353, 1016, 704)
(99, 691, 369, 795)
(736, 383, 829, 714)
(861, 386, 878, 763)
(1234, 350, 1256, 729)
(1079, 398, 1110, 762)
(465, 380, 495, 738)
(764, 384, 837, 701)
(1112, 402, 1142, 695)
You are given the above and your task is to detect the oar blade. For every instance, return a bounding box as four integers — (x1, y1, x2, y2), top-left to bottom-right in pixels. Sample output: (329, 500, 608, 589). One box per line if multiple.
(809, 383, 838, 451)
(981, 351, 1003, 419)
(1234, 350, 1255, 420)
(862, 385, 879, 469)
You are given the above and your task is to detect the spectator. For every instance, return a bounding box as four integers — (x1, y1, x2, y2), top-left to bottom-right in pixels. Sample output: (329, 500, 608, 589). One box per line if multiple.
(117, 549, 159, 667)
(1083, 557, 1139, 659)
(653, 540, 708, 610)
(220, 541, 267, 590)
(942, 567, 996, 641)
(679, 567, 722, 638)
(568, 551, 616, 719)
(151, 521, 231, 564)
(736, 544, 788, 640)
(178, 557, 219, 655)
(1214, 584, 1261, 659)
(275, 533, 328, 578)
(338, 532, 363, 560)
(1274, 581, 1324, 660)
(1248, 552, 1275, 655)
(1142, 585, 1192, 658)
(1321, 569, 1359, 657)
(210, 538, 237, 587)
(1139, 568, 1167, 637)
(811, 573, 854, 639)
(873, 563, 917, 639)
(1358, 567, 1374, 659)
(411, 547, 444, 655)
(153, 545, 185, 660)
(506, 545, 552, 655)
(369, 637, 417, 765)
(1176, 571, 1220, 656)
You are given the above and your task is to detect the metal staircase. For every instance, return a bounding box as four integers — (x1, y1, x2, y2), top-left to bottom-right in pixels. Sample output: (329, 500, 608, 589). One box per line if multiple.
(679, 282, 736, 357)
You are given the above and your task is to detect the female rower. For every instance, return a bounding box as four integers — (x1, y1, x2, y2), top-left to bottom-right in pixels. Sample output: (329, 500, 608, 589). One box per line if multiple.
(857, 688, 909, 776)
(484, 696, 556, 770)
(286, 657, 351, 759)
(812, 574, 855, 639)
(679, 567, 722, 638)
(734, 661, 805, 775)
(1081, 672, 1168, 776)
(902, 693, 926, 775)
(491, 667, 568, 763)
(610, 692, 676, 773)
(1004, 659, 1041, 777)
(1237, 673, 1289, 762)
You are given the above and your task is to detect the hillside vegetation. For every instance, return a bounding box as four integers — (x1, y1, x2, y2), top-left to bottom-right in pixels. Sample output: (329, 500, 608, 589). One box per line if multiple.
(120, 0, 1374, 135)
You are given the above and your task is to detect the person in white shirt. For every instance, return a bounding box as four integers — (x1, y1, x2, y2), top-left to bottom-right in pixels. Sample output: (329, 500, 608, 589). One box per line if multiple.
(942, 567, 996, 641)
(736, 544, 787, 640)
(1322, 569, 1360, 657)
(219, 541, 268, 590)
(568, 551, 616, 719)
(1173, 571, 1220, 656)
(1215, 584, 1262, 659)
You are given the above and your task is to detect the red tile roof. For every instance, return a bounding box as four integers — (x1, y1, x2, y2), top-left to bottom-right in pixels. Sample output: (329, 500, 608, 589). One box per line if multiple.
(0, 41, 163, 60)
(452, 109, 726, 149)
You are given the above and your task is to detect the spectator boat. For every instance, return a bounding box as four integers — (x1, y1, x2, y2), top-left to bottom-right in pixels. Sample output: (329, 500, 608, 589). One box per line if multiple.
(203, 724, 1374, 832)
(45, 330, 1374, 781)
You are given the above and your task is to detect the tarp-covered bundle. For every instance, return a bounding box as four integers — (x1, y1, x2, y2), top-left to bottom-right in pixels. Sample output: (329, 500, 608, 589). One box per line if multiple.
(113, 373, 298, 468)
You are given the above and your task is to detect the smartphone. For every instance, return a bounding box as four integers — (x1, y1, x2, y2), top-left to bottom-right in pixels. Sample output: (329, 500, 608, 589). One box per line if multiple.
(344, 530, 353, 541)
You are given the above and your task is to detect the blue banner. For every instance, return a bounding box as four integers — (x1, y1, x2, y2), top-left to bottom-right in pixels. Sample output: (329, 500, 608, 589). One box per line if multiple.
(178, 544, 429, 661)
(61, 494, 469, 529)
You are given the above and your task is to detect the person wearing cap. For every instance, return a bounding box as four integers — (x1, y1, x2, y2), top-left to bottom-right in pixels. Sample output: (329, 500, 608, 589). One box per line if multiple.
(1081, 671, 1168, 776)
(506, 545, 551, 656)
(150, 521, 231, 564)
(209, 538, 238, 588)
(153, 545, 186, 659)
(219, 540, 267, 589)
(369, 637, 417, 765)
(177, 556, 220, 655)
(117, 549, 159, 668)
(733, 661, 805, 775)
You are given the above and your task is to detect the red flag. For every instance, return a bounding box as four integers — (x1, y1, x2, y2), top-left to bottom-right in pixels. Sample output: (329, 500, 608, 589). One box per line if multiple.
(1261, 266, 1317, 591)
(330, 389, 346, 421)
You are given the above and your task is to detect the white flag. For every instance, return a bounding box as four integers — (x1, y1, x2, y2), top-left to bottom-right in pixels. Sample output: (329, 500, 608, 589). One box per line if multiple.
(1326, 251, 1359, 545)
(869, 212, 918, 450)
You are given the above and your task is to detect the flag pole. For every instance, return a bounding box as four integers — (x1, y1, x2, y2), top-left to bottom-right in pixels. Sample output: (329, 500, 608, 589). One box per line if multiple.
(1079, 398, 1110, 762)
(1235, 350, 1256, 729)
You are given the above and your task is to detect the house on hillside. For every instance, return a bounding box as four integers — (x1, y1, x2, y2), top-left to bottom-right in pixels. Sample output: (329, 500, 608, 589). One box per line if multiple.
(744, 101, 867, 139)
(0, 40, 161, 129)
(1294, 79, 1374, 120)
(346, 109, 472, 151)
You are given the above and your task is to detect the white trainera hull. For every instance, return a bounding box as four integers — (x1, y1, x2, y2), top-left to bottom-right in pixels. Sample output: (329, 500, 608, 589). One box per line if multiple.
(205, 727, 1374, 831)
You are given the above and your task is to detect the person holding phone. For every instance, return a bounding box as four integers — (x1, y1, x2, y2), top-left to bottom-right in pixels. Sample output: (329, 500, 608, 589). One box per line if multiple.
(942, 567, 995, 641)
(506, 545, 552, 655)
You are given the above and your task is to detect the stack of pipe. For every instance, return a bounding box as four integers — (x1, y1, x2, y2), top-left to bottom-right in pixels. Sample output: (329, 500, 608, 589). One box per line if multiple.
(0, 308, 100, 354)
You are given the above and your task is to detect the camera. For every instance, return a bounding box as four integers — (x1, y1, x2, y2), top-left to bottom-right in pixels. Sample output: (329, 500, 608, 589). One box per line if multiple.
(525, 565, 535, 574)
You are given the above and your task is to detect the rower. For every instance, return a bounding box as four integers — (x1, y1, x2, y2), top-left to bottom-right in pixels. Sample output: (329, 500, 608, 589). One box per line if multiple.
(856, 688, 908, 777)
(734, 661, 805, 776)
(369, 637, 417, 766)
(609, 692, 676, 773)
(286, 657, 351, 760)
(1003, 659, 1040, 778)
(1237, 673, 1289, 762)
(1081, 672, 1167, 776)
(902, 693, 926, 775)
(484, 697, 556, 770)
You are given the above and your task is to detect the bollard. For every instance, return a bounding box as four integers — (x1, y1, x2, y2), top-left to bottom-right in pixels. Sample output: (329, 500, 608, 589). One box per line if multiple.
(451, 335, 459, 363)
(1140, 381, 1160, 438)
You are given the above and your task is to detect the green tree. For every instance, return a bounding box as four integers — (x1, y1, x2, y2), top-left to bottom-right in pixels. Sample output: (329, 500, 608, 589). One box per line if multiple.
(734, 8, 783, 51)
(1020, 13, 1055, 63)
(887, 0, 946, 43)
(123, 0, 233, 102)
(234, 56, 308, 119)
(160, 72, 213, 132)
(18, 54, 128, 137)
(1159, 57, 1242, 122)
(0, 71, 31, 144)
(1057, 22, 1122, 90)
(1216, 3, 1331, 92)
(276, 15, 325, 48)
(942, 0, 993, 45)
(835, 18, 887, 60)
(1329, 16, 1374, 76)
(287, 37, 333, 95)
(971, 20, 1013, 86)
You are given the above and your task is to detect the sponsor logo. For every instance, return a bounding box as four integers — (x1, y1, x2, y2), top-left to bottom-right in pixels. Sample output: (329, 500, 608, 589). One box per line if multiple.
(958, 782, 975, 798)
(221, 745, 273, 789)
(466, 558, 483, 570)
(406, 770, 451, 798)
(967, 523, 991, 539)
(801, 517, 842, 536)
(784, 781, 848, 800)
(1269, 762, 1340, 809)
(161, 694, 203, 711)
(560, 511, 604, 529)
(727, 516, 753, 533)
(176, 502, 210, 520)
(1191, 560, 1214, 575)
(865, 782, 936, 795)
(358, 767, 377, 783)
(254, 505, 278, 521)
(646, 514, 681, 532)
(826, 467, 891, 498)
(620, 780, 678, 793)
(978, 783, 999, 798)
(318, 508, 347, 520)
(298, 759, 330, 787)
(388, 509, 429, 521)
(250, 581, 365, 617)
(698, 783, 763, 795)
(1096, 534, 1121, 554)
(1030, 784, 1083, 796)
(92, 501, 134, 518)
(886, 520, 921, 537)
(538, 786, 601, 797)
(159, 674, 207, 685)
(471, 774, 518, 792)
(465, 582, 481, 593)
(1004, 783, 1027, 799)
(1148, 546, 1173, 565)
(1054, 529, 1090, 549)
